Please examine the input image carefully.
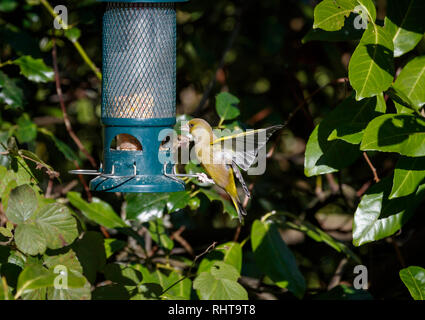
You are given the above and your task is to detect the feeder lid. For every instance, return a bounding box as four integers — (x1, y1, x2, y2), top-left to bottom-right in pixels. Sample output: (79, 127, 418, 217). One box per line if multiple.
(98, 0, 188, 3)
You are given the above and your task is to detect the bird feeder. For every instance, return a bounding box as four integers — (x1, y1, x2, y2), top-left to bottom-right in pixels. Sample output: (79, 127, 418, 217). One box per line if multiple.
(71, 0, 187, 193)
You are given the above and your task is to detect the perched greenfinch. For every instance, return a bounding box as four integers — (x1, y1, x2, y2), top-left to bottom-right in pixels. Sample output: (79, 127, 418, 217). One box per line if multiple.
(186, 118, 283, 222)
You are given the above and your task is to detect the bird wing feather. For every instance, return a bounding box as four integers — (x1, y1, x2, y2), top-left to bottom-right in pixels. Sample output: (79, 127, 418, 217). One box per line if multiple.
(211, 125, 283, 171)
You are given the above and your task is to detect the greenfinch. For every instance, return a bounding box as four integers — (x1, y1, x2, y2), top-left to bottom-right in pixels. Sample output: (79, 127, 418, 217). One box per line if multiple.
(186, 118, 283, 222)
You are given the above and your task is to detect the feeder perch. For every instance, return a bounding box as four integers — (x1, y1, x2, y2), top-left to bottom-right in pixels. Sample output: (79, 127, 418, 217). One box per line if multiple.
(70, 0, 189, 193)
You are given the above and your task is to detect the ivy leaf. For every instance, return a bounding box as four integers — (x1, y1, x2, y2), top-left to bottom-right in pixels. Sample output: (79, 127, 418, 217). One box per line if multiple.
(385, 0, 425, 57)
(13, 56, 54, 83)
(361, 114, 425, 157)
(400, 266, 425, 300)
(125, 193, 168, 222)
(0, 71, 24, 109)
(390, 156, 425, 199)
(16, 114, 37, 143)
(194, 261, 248, 300)
(353, 177, 425, 246)
(216, 92, 240, 121)
(251, 219, 305, 299)
(67, 192, 127, 229)
(5, 184, 37, 224)
(146, 219, 174, 251)
(348, 24, 394, 100)
(198, 242, 242, 274)
(393, 56, 425, 111)
(313, 0, 357, 32)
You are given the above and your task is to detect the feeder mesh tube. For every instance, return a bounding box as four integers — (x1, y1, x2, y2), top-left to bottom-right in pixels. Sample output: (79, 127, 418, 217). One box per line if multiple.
(102, 3, 177, 150)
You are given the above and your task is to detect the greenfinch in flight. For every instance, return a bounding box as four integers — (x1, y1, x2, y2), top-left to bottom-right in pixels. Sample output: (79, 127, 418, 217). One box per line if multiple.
(186, 118, 283, 222)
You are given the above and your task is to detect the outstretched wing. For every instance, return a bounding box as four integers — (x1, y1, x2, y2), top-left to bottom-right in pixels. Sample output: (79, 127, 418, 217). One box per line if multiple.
(211, 125, 283, 171)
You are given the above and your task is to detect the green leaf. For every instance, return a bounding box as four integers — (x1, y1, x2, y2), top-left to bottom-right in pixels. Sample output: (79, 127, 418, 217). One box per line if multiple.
(400, 266, 425, 300)
(13, 56, 54, 83)
(390, 156, 425, 198)
(200, 188, 238, 219)
(385, 0, 425, 57)
(305, 94, 374, 176)
(146, 219, 174, 251)
(16, 114, 37, 143)
(198, 242, 242, 274)
(14, 223, 46, 256)
(167, 191, 191, 213)
(251, 219, 305, 298)
(216, 92, 240, 121)
(0, 227, 12, 238)
(72, 232, 107, 284)
(64, 27, 81, 42)
(5, 184, 37, 224)
(104, 238, 126, 259)
(193, 261, 248, 300)
(353, 177, 425, 246)
(162, 271, 192, 300)
(361, 114, 425, 157)
(33, 203, 78, 250)
(125, 193, 168, 221)
(303, 14, 364, 43)
(44, 249, 91, 300)
(104, 263, 143, 287)
(348, 24, 394, 100)
(0, 70, 24, 109)
(0, 0, 18, 12)
(313, 0, 357, 31)
(67, 192, 127, 229)
(38, 128, 79, 162)
(16, 263, 86, 299)
(328, 94, 385, 144)
(393, 56, 425, 111)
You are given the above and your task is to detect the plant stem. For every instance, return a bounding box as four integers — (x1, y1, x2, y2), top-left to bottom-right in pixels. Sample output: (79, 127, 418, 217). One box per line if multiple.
(39, 0, 102, 81)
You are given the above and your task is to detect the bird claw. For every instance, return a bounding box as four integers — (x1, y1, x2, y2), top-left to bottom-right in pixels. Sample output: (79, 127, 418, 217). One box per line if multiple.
(196, 173, 214, 184)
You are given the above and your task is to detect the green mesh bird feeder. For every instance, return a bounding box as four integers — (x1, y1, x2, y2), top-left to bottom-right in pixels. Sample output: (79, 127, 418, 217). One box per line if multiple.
(71, 0, 187, 193)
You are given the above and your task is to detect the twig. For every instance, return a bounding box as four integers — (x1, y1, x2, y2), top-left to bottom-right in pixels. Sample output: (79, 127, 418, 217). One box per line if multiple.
(327, 258, 348, 290)
(362, 152, 380, 183)
(73, 160, 92, 202)
(52, 39, 97, 169)
(45, 178, 54, 198)
(39, 0, 102, 80)
(170, 226, 195, 257)
(160, 241, 218, 297)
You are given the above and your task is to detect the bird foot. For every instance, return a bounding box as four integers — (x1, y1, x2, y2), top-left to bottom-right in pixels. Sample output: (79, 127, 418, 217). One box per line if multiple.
(196, 173, 214, 184)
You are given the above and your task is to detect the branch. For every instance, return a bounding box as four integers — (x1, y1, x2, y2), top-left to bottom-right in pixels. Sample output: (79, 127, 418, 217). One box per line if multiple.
(52, 39, 97, 169)
(362, 152, 380, 183)
(39, 0, 102, 80)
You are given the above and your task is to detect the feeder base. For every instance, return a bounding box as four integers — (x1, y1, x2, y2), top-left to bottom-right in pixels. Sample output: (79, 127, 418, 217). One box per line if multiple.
(89, 174, 185, 193)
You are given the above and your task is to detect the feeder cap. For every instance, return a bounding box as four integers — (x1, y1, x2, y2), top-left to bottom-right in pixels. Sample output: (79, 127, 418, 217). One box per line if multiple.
(98, 0, 188, 3)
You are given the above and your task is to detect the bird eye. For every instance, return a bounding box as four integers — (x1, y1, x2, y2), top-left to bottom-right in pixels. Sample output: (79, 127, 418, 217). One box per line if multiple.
(189, 124, 194, 128)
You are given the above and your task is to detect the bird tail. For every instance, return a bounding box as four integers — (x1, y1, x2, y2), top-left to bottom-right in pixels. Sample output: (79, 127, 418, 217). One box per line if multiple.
(231, 196, 247, 224)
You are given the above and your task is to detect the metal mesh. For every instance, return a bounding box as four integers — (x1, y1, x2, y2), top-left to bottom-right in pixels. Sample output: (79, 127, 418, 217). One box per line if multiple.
(102, 3, 176, 119)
